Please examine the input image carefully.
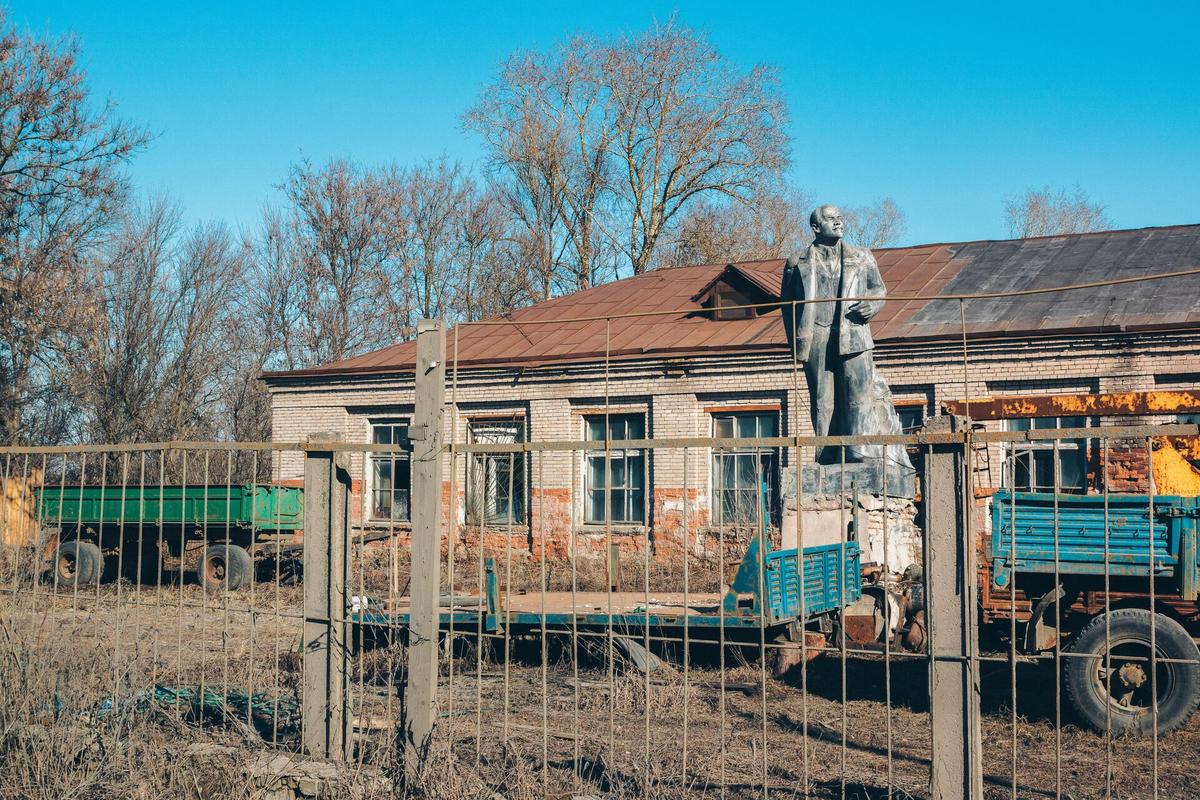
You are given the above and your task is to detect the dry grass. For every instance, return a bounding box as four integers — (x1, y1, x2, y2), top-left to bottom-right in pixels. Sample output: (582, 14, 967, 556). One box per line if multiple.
(0, 540, 1195, 799)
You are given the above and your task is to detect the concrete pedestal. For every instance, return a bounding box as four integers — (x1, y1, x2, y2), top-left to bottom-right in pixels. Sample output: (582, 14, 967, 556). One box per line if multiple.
(781, 464, 921, 574)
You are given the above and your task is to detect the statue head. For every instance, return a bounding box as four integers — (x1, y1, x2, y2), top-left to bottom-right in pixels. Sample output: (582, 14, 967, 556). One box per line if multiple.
(810, 204, 845, 245)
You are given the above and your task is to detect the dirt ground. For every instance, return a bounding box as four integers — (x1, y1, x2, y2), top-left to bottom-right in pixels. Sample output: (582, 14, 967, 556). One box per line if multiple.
(0, 579, 1194, 800)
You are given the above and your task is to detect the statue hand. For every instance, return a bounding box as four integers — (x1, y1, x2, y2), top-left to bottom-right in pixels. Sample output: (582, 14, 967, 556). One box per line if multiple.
(846, 300, 874, 323)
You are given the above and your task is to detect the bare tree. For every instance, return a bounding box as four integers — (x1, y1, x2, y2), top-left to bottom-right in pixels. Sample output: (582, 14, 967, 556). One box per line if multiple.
(254, 157, 531, 376)
(1004, 185, 1113, 238)
(257, 159, 403, 370)
(842, 197, 907, 249)
(608, 21, 790, 274)
(467, 20, 789, 286)
(396, 159, 466, 321)
(67, 198, 248, 443)
(458, 185, 535, 320)
(0, 16, 148, 444)
(663, 183, 813, 266)
(466, 38, 614, 296)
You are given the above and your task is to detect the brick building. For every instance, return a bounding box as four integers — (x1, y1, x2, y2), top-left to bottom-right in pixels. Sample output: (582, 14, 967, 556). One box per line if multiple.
(262, 224, 1200, 556)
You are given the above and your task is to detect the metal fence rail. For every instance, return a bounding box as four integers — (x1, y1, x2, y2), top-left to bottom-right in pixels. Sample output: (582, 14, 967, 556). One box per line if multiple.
(0, 426, 1197, 796)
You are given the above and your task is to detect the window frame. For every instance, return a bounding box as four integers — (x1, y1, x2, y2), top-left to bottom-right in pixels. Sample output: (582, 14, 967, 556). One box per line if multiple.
(368, 418, 412, 523)
(1002, 415, 1091, 493)
(583, 412, 647, 526)
(466, 417, 527, 527)
(710, 410, 780, 527)
(894, 402, 926, 434)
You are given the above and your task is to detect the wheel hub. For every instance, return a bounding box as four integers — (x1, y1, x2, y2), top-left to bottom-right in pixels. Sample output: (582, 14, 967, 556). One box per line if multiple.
(1118, 661, 1148, 690)
(206, 557, 226, 583)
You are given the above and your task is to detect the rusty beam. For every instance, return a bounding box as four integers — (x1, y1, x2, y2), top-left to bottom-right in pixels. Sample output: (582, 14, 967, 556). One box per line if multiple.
(943, 389, 1200, 420)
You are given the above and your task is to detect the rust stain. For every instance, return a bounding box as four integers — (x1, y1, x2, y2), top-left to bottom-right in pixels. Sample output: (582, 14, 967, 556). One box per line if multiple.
(1147, 391, 1200, 413)
(1166, 435, 1200, 461)
(945, 389, 1200, 420)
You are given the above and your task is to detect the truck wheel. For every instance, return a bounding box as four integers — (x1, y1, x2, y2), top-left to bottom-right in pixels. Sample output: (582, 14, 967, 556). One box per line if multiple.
(199, 544, 253, 592)
(55, 541, 103, 587)
(1063, 608, 1200, 736)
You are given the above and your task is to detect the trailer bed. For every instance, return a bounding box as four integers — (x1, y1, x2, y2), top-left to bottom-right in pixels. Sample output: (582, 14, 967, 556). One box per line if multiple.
(354, 540, 862, 640)
(990, 490, 1199, 601)
(36, 484, 304, 532)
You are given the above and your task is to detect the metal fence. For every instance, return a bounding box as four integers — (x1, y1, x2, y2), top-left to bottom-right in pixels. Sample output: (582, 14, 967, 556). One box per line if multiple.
(0, 380, 1198, 795)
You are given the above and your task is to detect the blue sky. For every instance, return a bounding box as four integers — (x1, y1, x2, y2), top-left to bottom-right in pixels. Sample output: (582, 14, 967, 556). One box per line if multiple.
(11, 1, 1200, 246)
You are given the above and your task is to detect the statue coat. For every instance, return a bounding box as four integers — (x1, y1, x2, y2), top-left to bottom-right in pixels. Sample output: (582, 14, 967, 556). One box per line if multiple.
(780, 242, 886, 362)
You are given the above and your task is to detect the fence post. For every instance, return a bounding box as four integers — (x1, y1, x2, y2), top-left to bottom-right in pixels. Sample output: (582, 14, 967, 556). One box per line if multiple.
(302, 436, 351, 760)
(924, 415, 984, 799)
(404, 319, 446, 778)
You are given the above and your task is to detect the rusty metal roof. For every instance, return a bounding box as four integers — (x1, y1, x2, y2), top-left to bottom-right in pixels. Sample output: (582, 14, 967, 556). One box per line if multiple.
(263, 224, 1200, 380)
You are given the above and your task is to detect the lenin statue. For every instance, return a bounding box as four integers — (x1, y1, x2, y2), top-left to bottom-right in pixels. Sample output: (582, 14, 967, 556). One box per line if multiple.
(781, 204, 913, 471)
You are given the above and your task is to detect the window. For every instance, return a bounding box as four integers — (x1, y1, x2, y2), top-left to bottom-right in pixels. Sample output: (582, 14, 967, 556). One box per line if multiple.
(370, 420, 411, 521)
(708, 286, 756, 320)
(584, 414, 646, 525)
(697, 272, 775, 321)
(712, 411, 779, 525)
(895, 403, 926, 471)
(467, 418, 526, 525)
(896, 404, 925, 433)
(1004, 416, 1088, 492)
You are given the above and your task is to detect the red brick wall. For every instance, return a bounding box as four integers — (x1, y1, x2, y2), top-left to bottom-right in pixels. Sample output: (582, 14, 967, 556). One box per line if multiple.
(343, 480, 738, 564)
(1101, 441, 1152, 493)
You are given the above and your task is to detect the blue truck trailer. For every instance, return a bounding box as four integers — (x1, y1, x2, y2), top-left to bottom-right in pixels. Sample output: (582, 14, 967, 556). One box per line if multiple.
(353, 535, 863, 671)
(985, 490, 1200, 735)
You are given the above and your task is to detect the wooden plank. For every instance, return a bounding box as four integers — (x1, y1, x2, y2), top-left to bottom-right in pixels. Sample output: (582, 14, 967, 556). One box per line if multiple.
(383, 591, 724, 617)
(404, 319, 445, 778)
(2, 468, 42, 547)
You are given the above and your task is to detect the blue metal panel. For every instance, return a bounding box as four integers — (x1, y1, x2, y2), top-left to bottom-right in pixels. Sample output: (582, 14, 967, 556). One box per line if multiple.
(765, 542, 861, 621)
(354, 545, 862, 638)
(990, 491, 1191, 588)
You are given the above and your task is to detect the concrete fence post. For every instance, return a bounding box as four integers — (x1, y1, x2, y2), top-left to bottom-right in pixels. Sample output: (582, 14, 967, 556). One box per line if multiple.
(302, 438, 351, 761)
(923, 415, 984, 799)
(404, 319, 446, 779)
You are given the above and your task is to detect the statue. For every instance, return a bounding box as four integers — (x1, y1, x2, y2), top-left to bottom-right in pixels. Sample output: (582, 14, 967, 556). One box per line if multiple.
(781, 204, 913, 473)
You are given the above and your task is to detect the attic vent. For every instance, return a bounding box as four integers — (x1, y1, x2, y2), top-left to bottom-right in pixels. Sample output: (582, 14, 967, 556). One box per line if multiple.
(703, 285, 759, 320)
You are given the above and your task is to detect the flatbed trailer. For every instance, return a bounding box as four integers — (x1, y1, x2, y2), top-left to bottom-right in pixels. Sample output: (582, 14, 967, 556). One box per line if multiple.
(354, 537, 862, 667)
(36, 484, 304, 591)
(982, 490, 1200, 735)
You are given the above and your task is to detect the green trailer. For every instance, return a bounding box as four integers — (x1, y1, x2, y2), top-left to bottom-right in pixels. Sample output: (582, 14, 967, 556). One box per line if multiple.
(36, 484, 304, 591)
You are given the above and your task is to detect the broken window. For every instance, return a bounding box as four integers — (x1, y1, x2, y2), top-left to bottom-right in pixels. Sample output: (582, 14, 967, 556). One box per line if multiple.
(1004, 416, 1088, 493)
(467, 418, 526, 525)
(369, 420, 411, 521)
(895, 404, 925, 433)
(584, 413, 646, 525)
(711, 411, 779, 526)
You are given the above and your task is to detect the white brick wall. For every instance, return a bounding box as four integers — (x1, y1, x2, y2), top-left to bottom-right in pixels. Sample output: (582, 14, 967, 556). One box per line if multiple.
(266, 329, 1200, 515)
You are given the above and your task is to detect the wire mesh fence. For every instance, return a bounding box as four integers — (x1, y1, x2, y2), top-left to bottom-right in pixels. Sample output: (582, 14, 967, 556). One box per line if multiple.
(2, 264, 1200, 800)
(0, 425, 1197, 798)
(379, 424, 1200, 799)
(0, 445, 310, 797)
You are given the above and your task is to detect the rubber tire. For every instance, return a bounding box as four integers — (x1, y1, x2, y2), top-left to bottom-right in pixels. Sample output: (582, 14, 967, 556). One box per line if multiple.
(55, 540, 103, 587)
(1063, 608, 1200, 736)
(199, 544, 253, 592)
